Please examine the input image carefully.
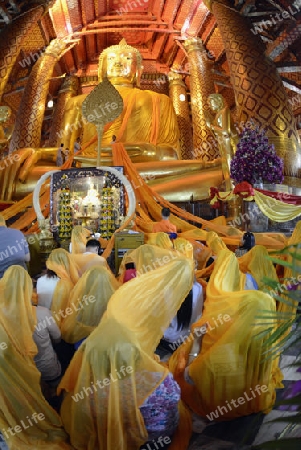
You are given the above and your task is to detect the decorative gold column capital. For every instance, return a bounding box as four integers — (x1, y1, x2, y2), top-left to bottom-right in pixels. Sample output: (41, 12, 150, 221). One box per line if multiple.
(183, 37, 205, 54)
(59, 75, 79, 95)
(168, 70, 186, 87)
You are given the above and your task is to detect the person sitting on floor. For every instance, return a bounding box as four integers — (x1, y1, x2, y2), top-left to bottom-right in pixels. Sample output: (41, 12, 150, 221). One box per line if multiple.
(123, 261, 137, 283)
(36, 268, 60, 310)
(61, 265, 120, 345)
(69, 225, 91, 254)
(33, 303, 62, 383)
(0, 213, 30, 279)
(0, 265, 70, 449)
(58, 255, 195, 450)
(168, 243, 283, 420)
(58, 317, 181, 450)
(70, 238, 109, 276)
(158, 280, 203, 357)
(46, 248, 79, 328)
(152, 207, 177, 234)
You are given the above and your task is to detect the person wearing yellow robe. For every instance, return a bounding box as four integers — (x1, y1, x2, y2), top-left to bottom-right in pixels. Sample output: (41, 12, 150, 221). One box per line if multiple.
(69, 238, 110, 277)
(0, 266, 71, 449)
(58, 255, 195, 450)
(238, 244, 278, 291)
(69, 225, 91, 254)
(276, 220, 301, 322)
(61, 265, 120, 344)
(168, 245, 283, 420)
(46, 248, 79, 328)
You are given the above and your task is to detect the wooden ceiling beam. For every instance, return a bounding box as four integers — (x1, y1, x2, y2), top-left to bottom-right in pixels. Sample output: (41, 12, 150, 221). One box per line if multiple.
(86, 20, 169, 28)
(282, 76, 301, 94)
(97, 14, 155, 21)
(72, 27, 181, 37)
(276, 63, 301, 72)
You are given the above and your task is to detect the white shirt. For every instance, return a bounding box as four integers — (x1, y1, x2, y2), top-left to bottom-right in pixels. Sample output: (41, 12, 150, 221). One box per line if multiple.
(163, 281, 203, 345)
(33, 306, 61, 381)
(36, 275, 59, 310)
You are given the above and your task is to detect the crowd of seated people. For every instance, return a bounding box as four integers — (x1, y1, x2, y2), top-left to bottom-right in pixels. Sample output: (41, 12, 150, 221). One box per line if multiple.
(0, 220, 294, 450)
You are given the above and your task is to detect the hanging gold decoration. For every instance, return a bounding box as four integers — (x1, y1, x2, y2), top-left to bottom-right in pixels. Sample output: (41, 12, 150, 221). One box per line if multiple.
(82, 77, 123, 167)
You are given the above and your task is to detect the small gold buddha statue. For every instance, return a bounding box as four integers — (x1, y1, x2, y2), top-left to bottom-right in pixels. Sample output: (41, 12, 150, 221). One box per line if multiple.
(206, 93, 238, 189)
(62, 39, 180, 162)
(0, 106, 12, 156)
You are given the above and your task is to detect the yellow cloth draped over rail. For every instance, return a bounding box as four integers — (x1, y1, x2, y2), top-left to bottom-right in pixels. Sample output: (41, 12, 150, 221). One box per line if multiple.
(58, 256, 194, 450)
(254, 190, 301, 222)
(111, 144, 288, 250)
(0, 266, 71, 449)
(168, 241, 283, 419)
(210, 186, 301, 222)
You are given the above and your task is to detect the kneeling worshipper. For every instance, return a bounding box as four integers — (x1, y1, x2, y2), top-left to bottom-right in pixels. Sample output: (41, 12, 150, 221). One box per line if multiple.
(238, 244, 278, 291)
(0, 266, 71, 449)
(36, 268, 60, 310)
(58, 255, 195, 450)
(33, 303, 62, 383)
(69, 238, 110, 277)
(117, 242, 176, 281)
(277, 220, 301, 319)
(46, 248, 79, 328)
(69, 225, 91, 254)
(158, 281, 203, 358)
(168, 246, 284, 420)
(61, 265, 120, 346)
(119, 241, 193, 281)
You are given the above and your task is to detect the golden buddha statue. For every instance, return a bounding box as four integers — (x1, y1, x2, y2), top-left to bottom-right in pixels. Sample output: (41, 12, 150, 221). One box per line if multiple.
(62, 39, 180, 163)
(0, 40, 224, 202)
(206, 93, 238, 190)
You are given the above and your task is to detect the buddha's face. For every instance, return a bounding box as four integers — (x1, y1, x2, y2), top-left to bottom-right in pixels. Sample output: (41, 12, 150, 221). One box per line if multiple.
(104, 50, 138, 86)
(0, 106, 11, 124)
(208, 96, 223, 112)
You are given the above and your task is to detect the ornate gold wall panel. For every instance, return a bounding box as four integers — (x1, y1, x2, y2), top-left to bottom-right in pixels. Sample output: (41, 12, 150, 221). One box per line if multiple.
(9, 39, 73, 152)
(183, 37, 219, 161)
(211, 0, 301, 176)
(48, 76, 79, 147)
(168, 71, 194, 160)
(0, 6, 44, 101)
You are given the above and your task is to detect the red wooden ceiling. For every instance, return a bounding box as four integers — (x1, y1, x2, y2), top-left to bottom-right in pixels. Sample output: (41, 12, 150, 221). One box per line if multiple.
(1, 0, 301, 118)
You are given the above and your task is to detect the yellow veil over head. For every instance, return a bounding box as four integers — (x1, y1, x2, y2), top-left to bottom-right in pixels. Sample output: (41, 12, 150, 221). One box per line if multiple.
(61, 265, 120, 343)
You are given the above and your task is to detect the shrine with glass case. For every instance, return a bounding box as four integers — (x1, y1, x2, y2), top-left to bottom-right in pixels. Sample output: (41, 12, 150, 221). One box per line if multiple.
(50, 167, 125, 242)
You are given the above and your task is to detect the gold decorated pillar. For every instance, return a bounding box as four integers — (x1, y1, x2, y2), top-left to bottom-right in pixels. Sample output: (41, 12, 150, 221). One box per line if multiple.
(205, 0, 301, 177)
(168, 69, 193, 160)
(9, 38, 77, 152)
(0, 5, 45, 101)
(48, 76, 79, 147)
(183, 37, 219, 161)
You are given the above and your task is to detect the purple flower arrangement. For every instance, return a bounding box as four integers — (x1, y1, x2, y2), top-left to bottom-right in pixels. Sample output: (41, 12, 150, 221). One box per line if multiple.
(230, 122, 284, 186)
